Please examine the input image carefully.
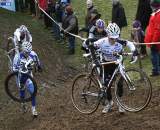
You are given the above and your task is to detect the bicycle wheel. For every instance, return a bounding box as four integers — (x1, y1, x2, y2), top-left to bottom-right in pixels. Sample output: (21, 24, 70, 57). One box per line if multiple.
(115, 68, 152, 112)
(5, 72, 37, 103)
(71, 73, 101, 114)
(6, 37, 15, 52)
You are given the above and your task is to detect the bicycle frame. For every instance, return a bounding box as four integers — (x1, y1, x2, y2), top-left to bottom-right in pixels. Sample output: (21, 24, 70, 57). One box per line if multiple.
(94, 53, 134, 91)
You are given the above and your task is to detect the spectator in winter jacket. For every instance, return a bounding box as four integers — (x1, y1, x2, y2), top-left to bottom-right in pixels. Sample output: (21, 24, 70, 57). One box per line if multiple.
(62, 5, 79, 54)
(135, 0, 152, 32)
(29, 0, 36, 16)
(51, 0, 69, 41)
(145, 0, 160, 76)
(39, 0, 52, 28)
(80, 0, 101, 36)
(111, 0, 127, 30)
(15, 0, 26, 12)
(131, 20, 147, 58)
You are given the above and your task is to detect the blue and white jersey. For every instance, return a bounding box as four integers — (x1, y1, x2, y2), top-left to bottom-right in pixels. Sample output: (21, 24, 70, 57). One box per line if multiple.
(13, 51, 40, 72)
(94, 37, 136, 61)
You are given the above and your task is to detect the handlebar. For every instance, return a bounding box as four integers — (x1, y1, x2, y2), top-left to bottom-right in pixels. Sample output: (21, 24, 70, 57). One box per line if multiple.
(97, 52, 134, 66)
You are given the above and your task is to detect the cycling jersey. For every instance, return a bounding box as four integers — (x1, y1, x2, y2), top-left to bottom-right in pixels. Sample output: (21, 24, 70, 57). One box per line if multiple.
(13, 51, 41, 72)
(89, 26, 107, 39)
(93, 37, 136, 61)
(13, 28, 32, 53)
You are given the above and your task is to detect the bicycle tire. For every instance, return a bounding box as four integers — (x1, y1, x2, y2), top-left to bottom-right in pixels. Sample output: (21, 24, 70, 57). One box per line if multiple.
(71, 73, 101, 114)
(115, 68, 152, 112)
(5, 72, 37, 103)
(6, 37, 15, 52)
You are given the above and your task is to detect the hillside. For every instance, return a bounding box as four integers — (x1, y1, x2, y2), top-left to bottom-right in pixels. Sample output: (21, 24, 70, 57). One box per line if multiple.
(0, 2, 160, 130)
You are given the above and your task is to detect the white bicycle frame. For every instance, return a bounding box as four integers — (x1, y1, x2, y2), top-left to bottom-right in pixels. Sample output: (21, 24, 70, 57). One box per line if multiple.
(93, 53, 135, 90)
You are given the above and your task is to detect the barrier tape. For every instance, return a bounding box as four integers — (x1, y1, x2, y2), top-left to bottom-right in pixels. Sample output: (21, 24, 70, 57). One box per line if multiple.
(34, 0, 160, 45)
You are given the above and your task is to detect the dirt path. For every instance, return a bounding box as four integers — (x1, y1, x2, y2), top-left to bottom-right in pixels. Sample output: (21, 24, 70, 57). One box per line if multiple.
(1, 73, 160, 130)
(0, 9, 160, 130)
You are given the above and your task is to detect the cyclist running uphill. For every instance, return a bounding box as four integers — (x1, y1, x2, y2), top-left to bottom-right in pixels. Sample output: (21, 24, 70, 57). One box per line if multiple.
(89, 19, 107, 39)
(13, 41, 42, 117)
(13, 25, 32, 54)
(86, 23, 138, 113)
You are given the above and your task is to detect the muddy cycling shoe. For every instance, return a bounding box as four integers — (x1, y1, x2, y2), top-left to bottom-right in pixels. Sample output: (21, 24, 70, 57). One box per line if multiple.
(32, 108, 38, 117)
(102, 100, 114, 113)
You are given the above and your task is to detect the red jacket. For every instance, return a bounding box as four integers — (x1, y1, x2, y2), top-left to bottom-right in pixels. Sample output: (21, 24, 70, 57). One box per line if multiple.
(39, 0, 48, 11)
(145, 9, 160, 50)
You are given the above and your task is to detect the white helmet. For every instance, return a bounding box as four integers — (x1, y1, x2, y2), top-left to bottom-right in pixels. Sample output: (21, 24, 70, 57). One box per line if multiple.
(86, 0, 93, 8)
(107, 23, 120, 39)
(19, 25, 28, 32)
(21, 41, 32, 53)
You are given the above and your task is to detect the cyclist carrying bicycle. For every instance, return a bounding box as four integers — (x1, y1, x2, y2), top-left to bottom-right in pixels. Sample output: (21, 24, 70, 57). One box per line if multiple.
(13, 25, 32, 54)
(86, 23, 138, 113)
(13, 41, 42, 117)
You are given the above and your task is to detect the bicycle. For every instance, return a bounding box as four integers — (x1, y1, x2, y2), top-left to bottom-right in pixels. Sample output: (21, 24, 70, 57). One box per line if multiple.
(71, 46, 152, 114)
(5, 56, 38, 103)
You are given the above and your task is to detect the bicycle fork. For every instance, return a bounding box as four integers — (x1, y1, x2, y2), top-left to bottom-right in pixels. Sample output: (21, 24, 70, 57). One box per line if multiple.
(119, 65, 136, 91)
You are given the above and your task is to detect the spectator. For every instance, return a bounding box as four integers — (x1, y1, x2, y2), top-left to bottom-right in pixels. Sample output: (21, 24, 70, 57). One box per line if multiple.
(111, 0, 127, 30)
(29, 0, 36, 17)
(131, 20, 147, 58)
(15, 0, 25, 12)
(135, 0, 152, 31)
(38, 0, 47, 19)
(39, 0, 48, 11)
(144, 0, 160, 76)
(25, 0, 29, 9)
(83, 0, 101, 36)
(39, 0, 52, 28)
(51, 0, 68, 41)
(62, 5, 79, 54)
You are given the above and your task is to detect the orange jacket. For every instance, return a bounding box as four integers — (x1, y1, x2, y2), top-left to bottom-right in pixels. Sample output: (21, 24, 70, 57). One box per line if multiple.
(145, 9, 160, 50)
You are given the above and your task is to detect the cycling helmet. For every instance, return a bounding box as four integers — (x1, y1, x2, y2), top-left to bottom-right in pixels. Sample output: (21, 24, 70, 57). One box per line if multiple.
(86, 0, 93, 8)
(96, 19, 105, 29)
(21, 41, 32, 53)
(107, 23, 120, 39)
(19, 25, 28, 33)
